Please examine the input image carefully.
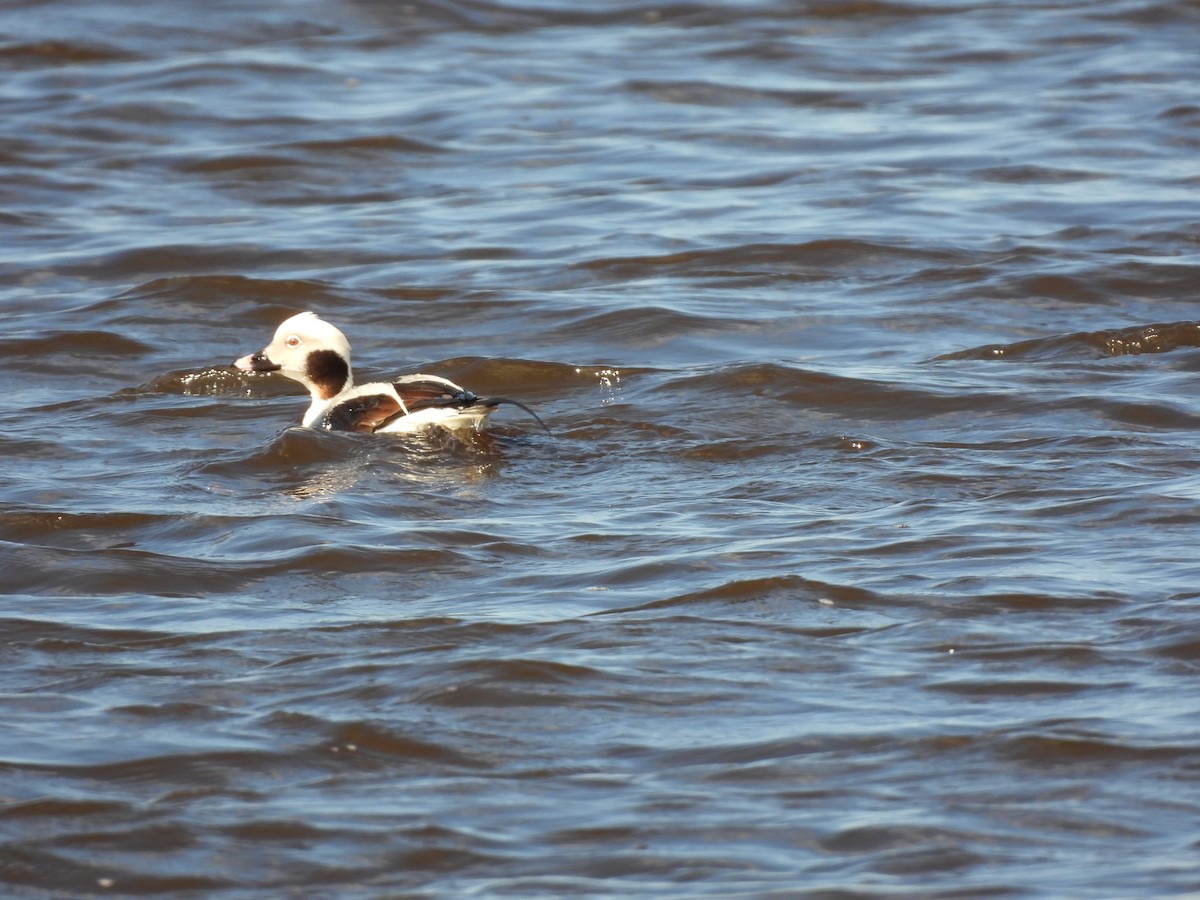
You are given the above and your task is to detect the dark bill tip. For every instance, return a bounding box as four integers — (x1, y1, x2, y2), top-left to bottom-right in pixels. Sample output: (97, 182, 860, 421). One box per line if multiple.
(232, 350, 281, 373)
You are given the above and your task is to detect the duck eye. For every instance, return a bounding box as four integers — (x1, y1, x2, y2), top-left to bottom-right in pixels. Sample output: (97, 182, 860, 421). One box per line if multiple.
(286, 335, 302, 348)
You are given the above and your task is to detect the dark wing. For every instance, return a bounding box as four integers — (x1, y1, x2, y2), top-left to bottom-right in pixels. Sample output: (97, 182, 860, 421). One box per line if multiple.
(322, 393, 406, 433)
(322, 381, 489, 434)
(321, 377, 549, 435)
(390, 383, 552, 435)
(372, 379, 491, 431)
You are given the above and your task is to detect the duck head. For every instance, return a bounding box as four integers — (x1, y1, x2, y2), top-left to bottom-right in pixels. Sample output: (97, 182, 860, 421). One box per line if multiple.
(233, 311, 353, 400)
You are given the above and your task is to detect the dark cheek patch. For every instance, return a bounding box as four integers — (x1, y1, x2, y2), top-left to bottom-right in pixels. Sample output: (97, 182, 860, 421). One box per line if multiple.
(305, 349, 350, 400)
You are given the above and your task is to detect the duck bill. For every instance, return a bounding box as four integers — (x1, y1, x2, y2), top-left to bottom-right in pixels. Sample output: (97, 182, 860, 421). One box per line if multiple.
(233, 349, 282, 373)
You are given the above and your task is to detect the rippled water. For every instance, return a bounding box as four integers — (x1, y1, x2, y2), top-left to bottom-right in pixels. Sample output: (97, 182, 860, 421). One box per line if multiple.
(3, 0, 1200, 896)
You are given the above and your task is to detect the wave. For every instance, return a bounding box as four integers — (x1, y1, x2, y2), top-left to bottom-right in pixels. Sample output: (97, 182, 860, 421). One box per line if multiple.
(936, 320, 1200, 361)
(574, 239, 976, 282)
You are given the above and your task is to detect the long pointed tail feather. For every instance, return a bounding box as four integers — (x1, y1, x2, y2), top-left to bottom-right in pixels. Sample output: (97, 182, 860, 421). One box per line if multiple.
(485, 397, 552, 436)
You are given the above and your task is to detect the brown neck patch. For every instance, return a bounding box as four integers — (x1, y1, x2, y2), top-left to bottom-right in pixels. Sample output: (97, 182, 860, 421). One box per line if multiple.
(305, 349, 351, 400)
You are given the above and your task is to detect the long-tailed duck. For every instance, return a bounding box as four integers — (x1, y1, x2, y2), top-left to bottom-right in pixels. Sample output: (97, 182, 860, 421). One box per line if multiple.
(233, 311, 547, 434)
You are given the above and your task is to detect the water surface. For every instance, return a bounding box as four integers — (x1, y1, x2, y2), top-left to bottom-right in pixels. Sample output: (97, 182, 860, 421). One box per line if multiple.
(2, 0, 1200, 896)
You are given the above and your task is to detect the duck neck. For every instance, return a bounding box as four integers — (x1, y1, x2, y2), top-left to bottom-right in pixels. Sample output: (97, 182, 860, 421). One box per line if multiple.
(304, 350, 352, 401)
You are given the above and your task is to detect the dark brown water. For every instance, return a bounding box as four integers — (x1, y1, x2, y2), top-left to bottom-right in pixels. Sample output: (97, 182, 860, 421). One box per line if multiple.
(3, 0, 1200, 896)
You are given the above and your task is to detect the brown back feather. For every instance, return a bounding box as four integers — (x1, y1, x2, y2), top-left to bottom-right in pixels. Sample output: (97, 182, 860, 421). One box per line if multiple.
(323, 380, 482, 433)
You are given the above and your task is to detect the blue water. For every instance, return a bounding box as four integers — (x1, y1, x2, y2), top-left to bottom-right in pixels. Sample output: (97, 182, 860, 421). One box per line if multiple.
(2, 0, 1200, 896)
